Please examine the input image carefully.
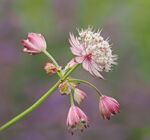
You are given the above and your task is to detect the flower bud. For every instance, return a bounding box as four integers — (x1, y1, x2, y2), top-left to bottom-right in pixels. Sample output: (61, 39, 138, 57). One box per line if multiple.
(59, 81, 72, 95)
(99, 95, 120, 120)
(66, 106, 89, 135)
(22, 32, 46, 55)
(74, 88, 87, 104)
(44, 62, 61, 75)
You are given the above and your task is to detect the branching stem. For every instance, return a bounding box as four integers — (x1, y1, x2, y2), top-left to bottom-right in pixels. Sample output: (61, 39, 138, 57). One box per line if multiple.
(0, 64, 79, 132)
(69, 79, 103, 96)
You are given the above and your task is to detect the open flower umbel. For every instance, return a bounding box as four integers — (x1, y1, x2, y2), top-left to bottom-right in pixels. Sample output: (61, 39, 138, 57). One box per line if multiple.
(66, 106, 89, 135)
(69, 28, 117, 79)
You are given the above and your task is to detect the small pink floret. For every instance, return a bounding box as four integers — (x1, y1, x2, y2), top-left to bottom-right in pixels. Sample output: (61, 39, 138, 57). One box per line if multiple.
(99, 95, 120, 120)
(74, 88, 87, 104)
(22, 32, 47, 55)
(66, 106, 89, 135)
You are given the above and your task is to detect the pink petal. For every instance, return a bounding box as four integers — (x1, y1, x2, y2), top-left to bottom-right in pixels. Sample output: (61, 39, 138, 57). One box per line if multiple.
(22, 40, 37, 51)
(82, 59, 91, 72)
(90, 64, 104, 79)
(28, 33, 46, 49)
(69, 33, 84, 56)
(75, 56, 85, 63)
(70, 47, 82, 56)
(65, 59, 78, 70)
(82, 59, 104, 79)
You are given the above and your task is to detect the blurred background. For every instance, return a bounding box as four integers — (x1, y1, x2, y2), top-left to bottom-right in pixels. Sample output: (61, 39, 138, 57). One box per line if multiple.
(0, 0, 150, 139)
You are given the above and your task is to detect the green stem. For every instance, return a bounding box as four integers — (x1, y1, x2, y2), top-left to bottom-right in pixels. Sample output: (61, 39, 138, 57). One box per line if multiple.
(0, 65, 78, 132)
(0, 80, 60, 132)
(62, 64, 79, 80)
(69, 79, 103, 96)
(70, 93, 74, 106)
(43, 50, 63, 77)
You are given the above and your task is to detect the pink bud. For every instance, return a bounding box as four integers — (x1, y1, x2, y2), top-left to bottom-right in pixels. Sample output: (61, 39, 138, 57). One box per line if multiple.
(22, 32, 46, 55)
(74, 88, 87, 104)
(66, 106, 89, 135)
(44, 62, 61, 74)
(99, 95, 120, 120)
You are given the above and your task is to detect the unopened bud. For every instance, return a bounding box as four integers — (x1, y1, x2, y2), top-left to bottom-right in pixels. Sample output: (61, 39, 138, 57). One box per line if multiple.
(59, 81, 72, 95)
(44, 62, 61, 74)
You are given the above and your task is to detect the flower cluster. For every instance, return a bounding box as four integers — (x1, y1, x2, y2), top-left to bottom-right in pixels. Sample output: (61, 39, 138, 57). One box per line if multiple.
(68, 28, 117, 79)
(21, 28, 120, 135)
(58, 79, 120, 134)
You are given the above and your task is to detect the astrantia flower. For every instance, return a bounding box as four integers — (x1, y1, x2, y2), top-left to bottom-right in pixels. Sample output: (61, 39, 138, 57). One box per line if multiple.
(44, 62, 61, 74)
(69, 28, 117, 79)
(66, 106, 89, 135)
(99, 95, 120, 120)
(22, 32, 47, 55)
(74, 88, 87, 104)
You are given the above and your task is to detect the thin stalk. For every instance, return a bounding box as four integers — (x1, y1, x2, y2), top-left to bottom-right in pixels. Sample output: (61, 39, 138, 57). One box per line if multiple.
(0, 80, 60, 132)
(0, 64, 78, 132)
(70, 93, 75, 106)
(69, 79, 103, 96)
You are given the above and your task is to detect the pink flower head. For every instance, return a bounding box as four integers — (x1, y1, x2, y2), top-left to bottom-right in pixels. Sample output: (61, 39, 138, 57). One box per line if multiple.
(99, 95, 120, 120)
(66, 106, 89, 135)
(22, 32, 47, 55)
(74, 88, 87, 104)
(69, 28, 117, 79)
(44, 62, 61, 75)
